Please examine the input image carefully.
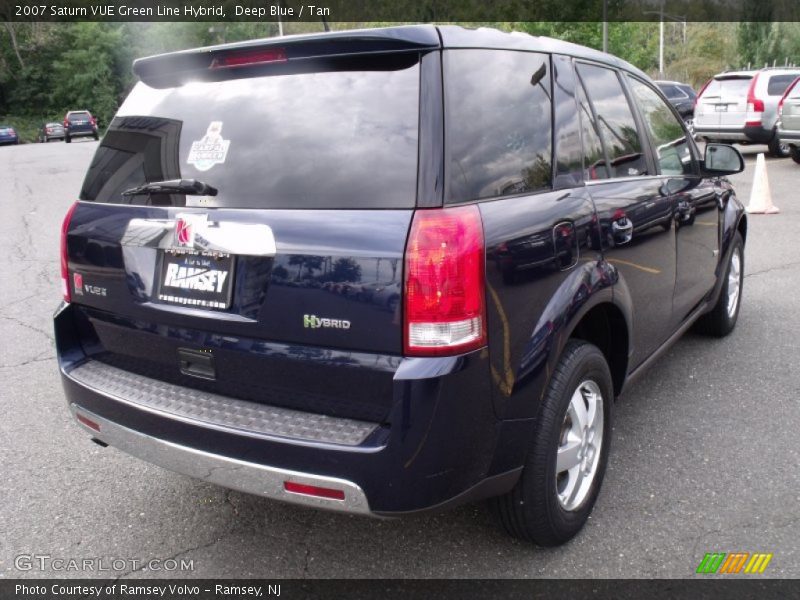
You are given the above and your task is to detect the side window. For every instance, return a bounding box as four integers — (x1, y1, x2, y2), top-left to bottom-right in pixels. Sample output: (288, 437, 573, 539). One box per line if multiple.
(627, 76, 695, 177)
(576, 76, 609, 180)
(576, 63, 647, 179)
(552, 55, 583, 188)
(444, 50, 552, 202)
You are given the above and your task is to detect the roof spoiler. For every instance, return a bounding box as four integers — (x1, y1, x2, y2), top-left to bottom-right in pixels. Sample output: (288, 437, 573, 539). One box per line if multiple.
(133, 25, 441, 87)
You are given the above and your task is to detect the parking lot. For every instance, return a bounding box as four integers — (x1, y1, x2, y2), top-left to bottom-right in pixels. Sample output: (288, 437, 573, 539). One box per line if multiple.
(1, 139, 797, 579)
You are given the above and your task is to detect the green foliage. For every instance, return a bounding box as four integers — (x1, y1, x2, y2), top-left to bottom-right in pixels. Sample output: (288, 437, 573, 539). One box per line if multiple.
(0, 114, 40, 143)
(0, 19, 772, 137)
(738, 22, 800, 69)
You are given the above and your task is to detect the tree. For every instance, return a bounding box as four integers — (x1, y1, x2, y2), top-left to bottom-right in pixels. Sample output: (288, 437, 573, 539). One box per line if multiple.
(331, 258, 362, 283)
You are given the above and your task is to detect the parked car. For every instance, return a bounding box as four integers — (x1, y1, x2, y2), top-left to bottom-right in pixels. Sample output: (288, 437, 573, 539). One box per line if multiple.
(693, 67, 800, 157)
(0, 124, 19, 145)
(655, 80, 697, 132)
(64, 110, 99, 142)
(56, 25, 747, 546)
(776, 76, 800, 164)
(38, 121, 65, 142)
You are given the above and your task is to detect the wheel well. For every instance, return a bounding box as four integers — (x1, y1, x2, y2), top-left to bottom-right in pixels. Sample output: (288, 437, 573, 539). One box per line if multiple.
(569, 304, 628, 396)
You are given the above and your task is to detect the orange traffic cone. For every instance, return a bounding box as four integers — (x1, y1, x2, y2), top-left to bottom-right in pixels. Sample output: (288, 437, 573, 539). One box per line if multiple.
(746, 153, 779, 214)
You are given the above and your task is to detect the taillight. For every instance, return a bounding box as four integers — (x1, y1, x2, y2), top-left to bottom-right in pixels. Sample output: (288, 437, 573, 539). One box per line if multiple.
(210, 48, 287, 69)
(63, 118, 69, 127)
(60, 202, 78, 303)
(745, 73, 764, 126)
(403, 205, 487, 357)
(694, 78, 712, 112)
(778, 76, 800, 117)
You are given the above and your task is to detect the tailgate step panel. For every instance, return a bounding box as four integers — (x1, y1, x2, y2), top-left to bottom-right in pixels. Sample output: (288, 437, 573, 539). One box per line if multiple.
(67, 360, 379, 446)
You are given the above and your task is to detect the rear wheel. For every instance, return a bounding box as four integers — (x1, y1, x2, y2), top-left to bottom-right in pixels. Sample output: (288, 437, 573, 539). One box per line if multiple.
(491, 340, 613, 546)
(768, 136, 790, 158)
(695, 232, 744, 337)
(790, 145, 800, 165)
(65, 135, 71, 143)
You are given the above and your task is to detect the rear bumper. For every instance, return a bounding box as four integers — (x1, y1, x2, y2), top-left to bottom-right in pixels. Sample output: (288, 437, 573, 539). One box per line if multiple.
(66, 128, 97, 137)
(694, 124, 774, 144)
(70, 403, 373, 514)
(777, 128, 800, 144)
(56, 302, 520, 515)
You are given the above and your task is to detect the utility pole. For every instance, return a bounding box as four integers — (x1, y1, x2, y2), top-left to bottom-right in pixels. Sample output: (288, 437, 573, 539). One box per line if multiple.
(602, 0, 608, 53)
(659, 0, 664, 79)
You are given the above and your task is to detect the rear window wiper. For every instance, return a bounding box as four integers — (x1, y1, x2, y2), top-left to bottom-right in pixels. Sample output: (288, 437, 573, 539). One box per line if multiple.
(122, 179, 218, 197)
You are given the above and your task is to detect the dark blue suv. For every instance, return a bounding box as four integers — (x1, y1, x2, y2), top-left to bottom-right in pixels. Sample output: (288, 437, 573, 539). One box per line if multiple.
(56, 25, 747, 545)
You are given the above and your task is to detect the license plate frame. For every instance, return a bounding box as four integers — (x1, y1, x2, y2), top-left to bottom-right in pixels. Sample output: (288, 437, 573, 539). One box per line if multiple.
(156, 251, 235, 311)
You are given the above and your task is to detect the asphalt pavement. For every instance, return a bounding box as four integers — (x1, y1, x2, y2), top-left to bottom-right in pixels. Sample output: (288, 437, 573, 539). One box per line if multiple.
(0, 139, 797, 579)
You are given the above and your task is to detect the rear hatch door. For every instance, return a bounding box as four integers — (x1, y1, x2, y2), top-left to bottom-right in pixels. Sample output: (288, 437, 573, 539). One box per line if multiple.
(696, 75, 752, 130)
(66, 30, 440, 422)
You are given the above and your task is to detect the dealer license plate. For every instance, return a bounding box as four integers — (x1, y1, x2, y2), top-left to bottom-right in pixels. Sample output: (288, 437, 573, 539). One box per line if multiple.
(156, 251, 234, 310)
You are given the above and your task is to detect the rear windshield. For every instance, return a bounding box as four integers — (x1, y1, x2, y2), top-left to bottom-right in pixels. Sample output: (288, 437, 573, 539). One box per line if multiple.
(659, 84, 686, 100)
(69, 112, 91, 121)
(80, 54, 420, 209)
(767, 73, 799, 96)
(704, 77, 752, 98)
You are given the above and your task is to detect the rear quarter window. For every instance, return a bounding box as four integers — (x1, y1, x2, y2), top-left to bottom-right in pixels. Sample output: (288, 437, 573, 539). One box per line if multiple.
(444, 49, 553, 203)
(767, 73, 800, 96)
(80, 54, 420, 209)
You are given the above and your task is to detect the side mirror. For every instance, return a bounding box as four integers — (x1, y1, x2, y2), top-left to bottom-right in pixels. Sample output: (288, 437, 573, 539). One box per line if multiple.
(701, 144, 744, 176)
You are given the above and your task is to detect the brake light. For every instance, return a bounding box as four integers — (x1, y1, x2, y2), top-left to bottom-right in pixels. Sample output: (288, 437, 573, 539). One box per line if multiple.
(778, 76, 800, 116)
(745, 73, 764, 126)
(63, 118, 69, 127)
(60, 202, 78, 303)
(694, 78, 713, 111)
(210, 48, 287, 69)
(404, 205, 487, 357)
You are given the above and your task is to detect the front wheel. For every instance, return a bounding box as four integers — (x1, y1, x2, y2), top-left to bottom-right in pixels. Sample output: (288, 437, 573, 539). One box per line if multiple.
(768, 136, 790, 158)
(491, 340, 613, 546)
(695, 232, 744, 337)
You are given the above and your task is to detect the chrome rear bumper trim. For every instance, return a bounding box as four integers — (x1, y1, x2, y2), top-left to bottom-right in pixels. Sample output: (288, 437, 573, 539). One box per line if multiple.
(70, 404, 373, 515)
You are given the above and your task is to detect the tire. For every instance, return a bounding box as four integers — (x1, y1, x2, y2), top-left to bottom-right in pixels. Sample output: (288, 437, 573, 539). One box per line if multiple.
(491, 340, 613, 546)
(790, 145, 800, 165)
(65, 135, 71, 143)
(93, 133, 99, 141)
(767, 136, 790, 158)
(694, 232, 744, 337)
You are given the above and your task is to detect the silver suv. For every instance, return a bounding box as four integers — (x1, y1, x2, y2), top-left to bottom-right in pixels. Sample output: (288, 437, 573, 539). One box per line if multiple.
(694, 67, 800, 157)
